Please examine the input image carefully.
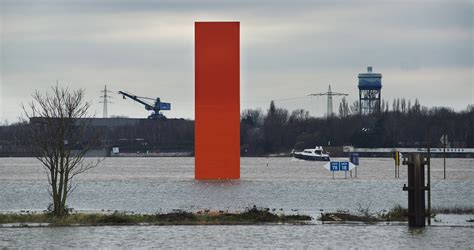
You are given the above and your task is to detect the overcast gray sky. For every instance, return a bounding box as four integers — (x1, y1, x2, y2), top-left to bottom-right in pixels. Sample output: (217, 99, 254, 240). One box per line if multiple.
(1, 0, 472, 123)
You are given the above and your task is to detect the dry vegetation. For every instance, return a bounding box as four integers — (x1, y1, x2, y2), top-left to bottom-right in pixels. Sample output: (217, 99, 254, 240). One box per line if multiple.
(0, 207, 312, 227)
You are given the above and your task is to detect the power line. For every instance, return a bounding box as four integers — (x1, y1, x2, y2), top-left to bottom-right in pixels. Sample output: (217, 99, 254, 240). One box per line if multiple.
(272, 95, 309, 102)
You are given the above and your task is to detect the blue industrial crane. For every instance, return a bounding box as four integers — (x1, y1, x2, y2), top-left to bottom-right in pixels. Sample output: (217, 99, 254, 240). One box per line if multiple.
(118, 91, 171, 119)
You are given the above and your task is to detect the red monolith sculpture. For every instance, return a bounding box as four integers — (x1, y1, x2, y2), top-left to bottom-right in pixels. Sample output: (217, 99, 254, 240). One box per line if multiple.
(195, 22, 240, 180)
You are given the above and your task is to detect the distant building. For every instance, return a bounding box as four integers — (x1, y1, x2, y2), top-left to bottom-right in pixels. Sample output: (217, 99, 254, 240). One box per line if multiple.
(358, 66, 382, 115)
(30, 117, 143, 128)
(26, 117, 194, 155)
(80, 117, 141, 127)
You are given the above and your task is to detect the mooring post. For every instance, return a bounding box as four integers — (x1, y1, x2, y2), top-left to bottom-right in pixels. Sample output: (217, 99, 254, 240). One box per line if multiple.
(426, 126, 432, 225)
(426, 148, 431, 225)
(402, 153, 427, 227)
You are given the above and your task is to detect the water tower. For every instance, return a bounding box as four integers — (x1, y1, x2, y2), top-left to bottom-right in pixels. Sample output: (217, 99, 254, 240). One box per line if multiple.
(358, 66, 382, 114)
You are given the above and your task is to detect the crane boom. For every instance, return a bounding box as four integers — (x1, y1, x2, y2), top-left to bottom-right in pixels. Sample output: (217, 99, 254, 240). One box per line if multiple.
(118, 91, 154, 110)
(118, 91, 171, 119)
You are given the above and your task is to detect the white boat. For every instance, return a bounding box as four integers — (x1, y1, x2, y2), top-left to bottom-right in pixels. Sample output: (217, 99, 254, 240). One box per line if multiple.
(293, 146, 330, 161)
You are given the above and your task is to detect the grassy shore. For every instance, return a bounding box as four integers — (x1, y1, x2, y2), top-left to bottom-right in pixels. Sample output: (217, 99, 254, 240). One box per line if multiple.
(0, 207, 312, 227)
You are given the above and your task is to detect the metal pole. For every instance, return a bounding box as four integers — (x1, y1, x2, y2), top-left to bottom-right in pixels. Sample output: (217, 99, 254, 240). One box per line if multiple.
(398, 153, 401, 178)
(397, 152, 400, 178)
(427, 146, 431, 225)
(394, 150, 399, 178)
(395, 160, 397, 178)
(443, 140, 446, 179)
(395, 152, 397, 178)
(426, 127, 432, 225)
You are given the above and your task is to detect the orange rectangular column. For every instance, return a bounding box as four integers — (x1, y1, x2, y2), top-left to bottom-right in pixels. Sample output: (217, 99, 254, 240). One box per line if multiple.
(195, 22, 240, 180)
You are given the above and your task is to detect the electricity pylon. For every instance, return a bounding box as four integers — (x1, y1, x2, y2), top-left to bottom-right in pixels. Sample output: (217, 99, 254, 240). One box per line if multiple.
(309, 85, 348, 117)
(99, 85, 113, 118)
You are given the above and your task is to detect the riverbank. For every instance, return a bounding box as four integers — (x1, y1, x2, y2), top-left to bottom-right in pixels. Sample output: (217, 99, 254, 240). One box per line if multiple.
(0, 207, 312, 227)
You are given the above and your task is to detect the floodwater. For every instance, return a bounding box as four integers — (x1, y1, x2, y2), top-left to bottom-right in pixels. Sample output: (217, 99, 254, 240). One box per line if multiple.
(1, 157, 473, 248)
(1, 224, 472, 248)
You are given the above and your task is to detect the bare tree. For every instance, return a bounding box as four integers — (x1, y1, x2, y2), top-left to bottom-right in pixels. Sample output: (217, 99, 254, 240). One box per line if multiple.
(381, 99, 386, 113)
(413, 98, 421, 113)
(22, 86, 101, 217)
(241, 108, 264, 126)
(401, 98, 406, 113)
(350, 100, 359, 114)
(338, 97, 349, 117)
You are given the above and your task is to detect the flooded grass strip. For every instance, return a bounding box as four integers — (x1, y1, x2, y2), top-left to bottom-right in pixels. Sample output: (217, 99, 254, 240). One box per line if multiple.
(431, 206, 474, 214)
(320, 205, 474, 223)
(0, 207, 312, 227)
(320, 204, 409, 223)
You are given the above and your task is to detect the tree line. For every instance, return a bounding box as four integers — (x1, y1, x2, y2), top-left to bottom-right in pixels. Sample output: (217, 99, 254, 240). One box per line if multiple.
(1, 99, 472, 156)
(240, 99, 473, 155)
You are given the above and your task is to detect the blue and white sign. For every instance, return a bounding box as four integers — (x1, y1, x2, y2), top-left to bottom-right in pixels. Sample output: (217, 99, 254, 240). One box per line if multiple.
(340, 162, 349, 171)
(325, 161, 356, 172)
(159, 102, 171, 110)
(330, 162, 340, 171)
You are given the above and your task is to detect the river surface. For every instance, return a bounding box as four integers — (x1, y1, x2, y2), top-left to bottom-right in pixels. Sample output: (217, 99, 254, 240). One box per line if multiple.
(1, 157, 473, 248)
